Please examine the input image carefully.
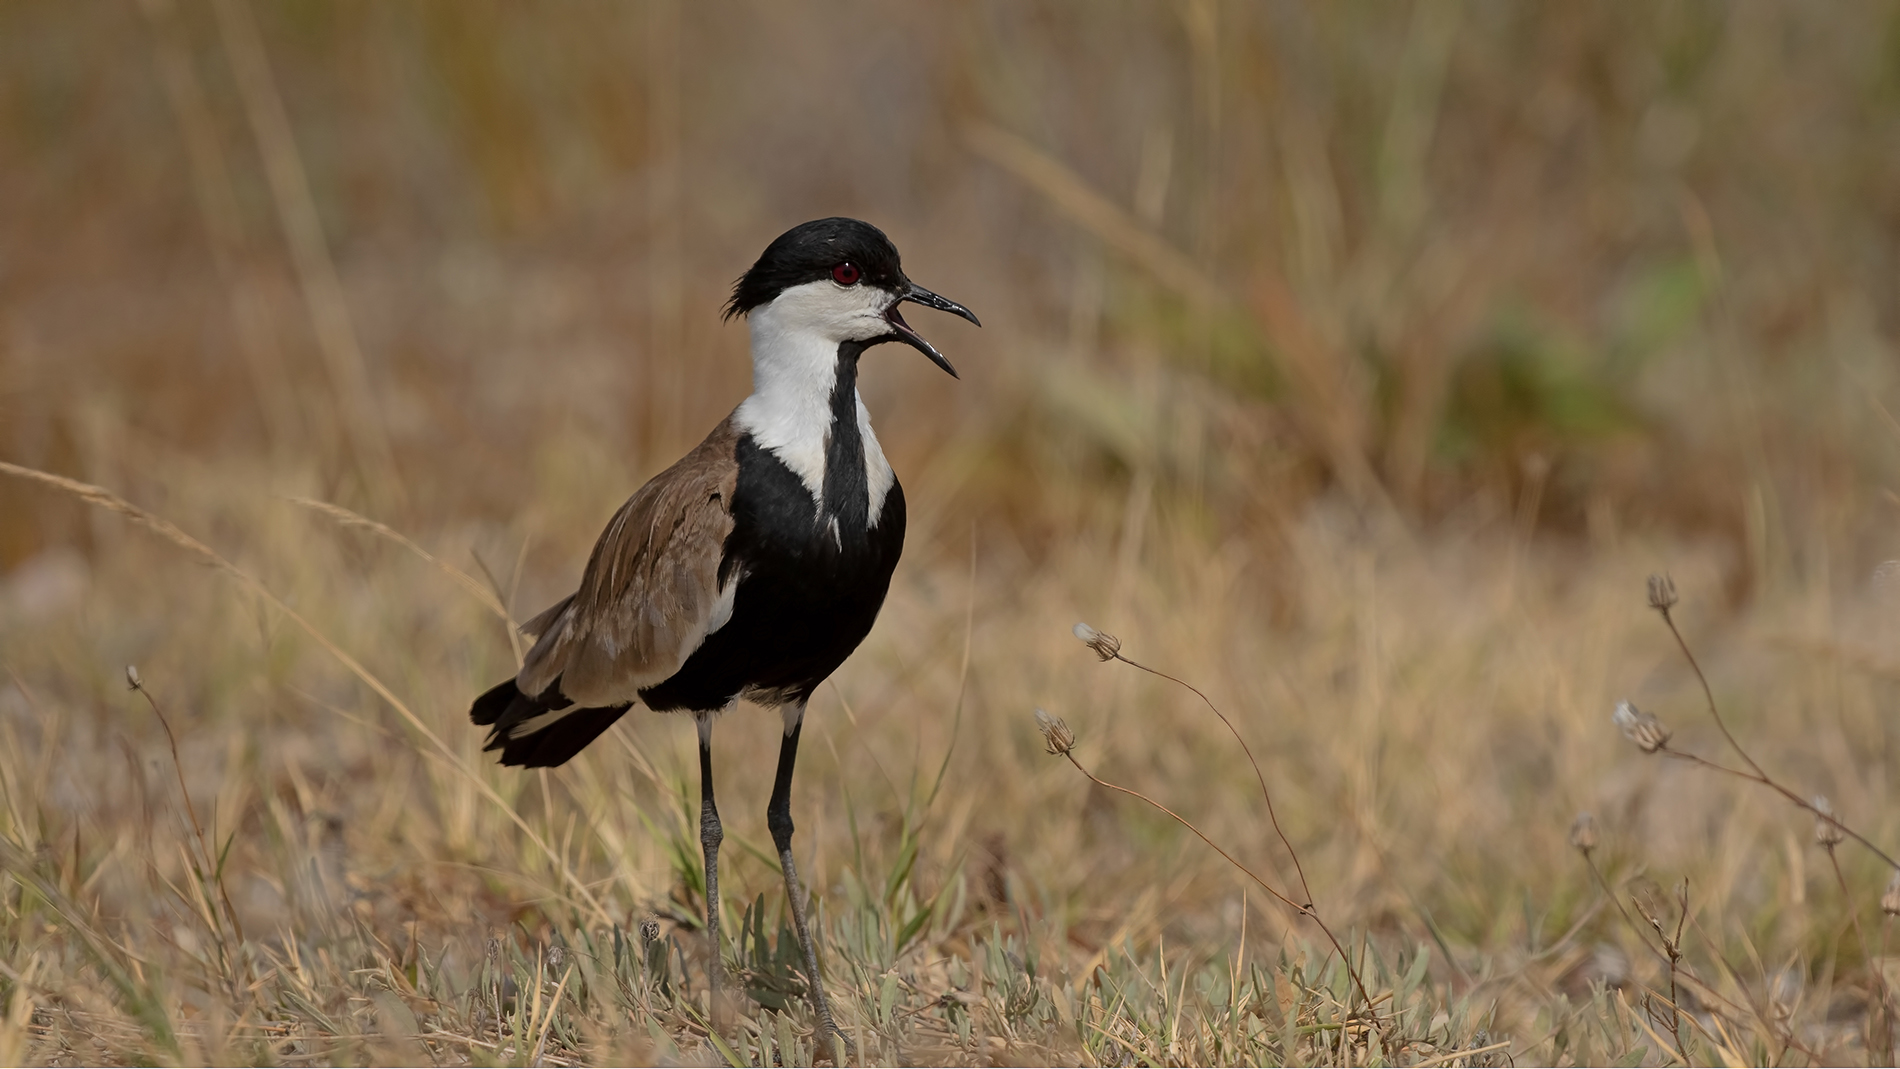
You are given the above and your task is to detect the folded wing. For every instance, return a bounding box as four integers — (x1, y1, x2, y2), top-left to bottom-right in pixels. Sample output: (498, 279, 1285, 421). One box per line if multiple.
(519, 416, 742, 707)
(471, 418, 740, 764)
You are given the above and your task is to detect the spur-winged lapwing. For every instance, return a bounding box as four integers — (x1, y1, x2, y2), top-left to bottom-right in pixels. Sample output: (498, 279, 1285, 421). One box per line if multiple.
(471, 217, 977, 1042)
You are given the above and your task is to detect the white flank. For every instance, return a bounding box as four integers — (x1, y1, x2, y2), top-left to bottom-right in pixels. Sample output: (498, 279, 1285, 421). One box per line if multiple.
(858, 391, 896, 520)
(704, 571, 740, 636)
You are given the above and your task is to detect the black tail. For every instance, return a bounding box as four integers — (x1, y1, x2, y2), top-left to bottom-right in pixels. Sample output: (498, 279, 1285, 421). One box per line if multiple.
(470, 677, 629, 768)
(470, 677, 530, 726)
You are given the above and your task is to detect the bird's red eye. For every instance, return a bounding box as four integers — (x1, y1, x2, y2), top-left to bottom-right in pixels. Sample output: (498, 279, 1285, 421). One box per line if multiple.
(832, 262, 861, 285)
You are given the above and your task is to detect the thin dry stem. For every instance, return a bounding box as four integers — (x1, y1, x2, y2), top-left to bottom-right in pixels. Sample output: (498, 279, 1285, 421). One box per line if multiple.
(1109, 649, 1315, 909)
(127, 675, 246, 953)
(1657, 744, 1899, 870)
(0, 460, 614, 927)
(962, 124, 1218, 303)
(529, 964, 574, 1066)
(282, 496, 512, 625)
(1682, 912, 1822, 1063)
(1653, 602, 1762, 779)
(1646, 592, 1899, 870)
(211, 0, 404, 511)
(1665, 880, 1689, 1064)
(1579, 850, 1665, 961)
(1579, 848, 1755, 1046)
(1053, 748, 1379, 1026)
(1826, 844, 1894, 1063)
(136, 0, 304, 460)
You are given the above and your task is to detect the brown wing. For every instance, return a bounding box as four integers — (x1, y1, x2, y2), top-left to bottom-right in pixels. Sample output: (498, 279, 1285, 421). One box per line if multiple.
(514, 417, 740, 707)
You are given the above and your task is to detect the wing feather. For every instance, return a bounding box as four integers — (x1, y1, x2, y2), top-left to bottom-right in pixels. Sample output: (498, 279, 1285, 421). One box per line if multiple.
(515, 417, 740, 706)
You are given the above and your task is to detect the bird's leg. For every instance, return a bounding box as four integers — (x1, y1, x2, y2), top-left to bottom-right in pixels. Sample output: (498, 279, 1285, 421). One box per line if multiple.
(769, 704, 849, 1060)
(696, 713, 729, 1029)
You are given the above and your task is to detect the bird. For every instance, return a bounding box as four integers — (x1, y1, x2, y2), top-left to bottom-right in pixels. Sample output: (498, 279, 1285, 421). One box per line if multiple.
(469, 217, 977, 1045)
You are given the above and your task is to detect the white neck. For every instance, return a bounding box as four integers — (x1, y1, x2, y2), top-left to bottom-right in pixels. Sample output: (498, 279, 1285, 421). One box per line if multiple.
(731, 283, 896, 522)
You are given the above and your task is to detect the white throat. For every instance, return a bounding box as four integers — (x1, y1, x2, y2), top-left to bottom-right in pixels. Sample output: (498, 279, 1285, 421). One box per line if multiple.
(731, 280, 896, 521)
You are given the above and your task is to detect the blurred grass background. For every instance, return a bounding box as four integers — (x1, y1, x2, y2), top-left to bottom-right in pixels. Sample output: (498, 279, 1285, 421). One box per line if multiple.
(4, 1, 1900, 1063)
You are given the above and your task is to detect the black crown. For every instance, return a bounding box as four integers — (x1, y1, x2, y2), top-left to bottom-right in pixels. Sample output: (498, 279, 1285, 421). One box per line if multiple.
(723, 218, 907, 320)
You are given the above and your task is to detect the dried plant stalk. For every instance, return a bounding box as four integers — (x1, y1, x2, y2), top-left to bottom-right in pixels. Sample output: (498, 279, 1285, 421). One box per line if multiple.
(1034, 711, 1378, 1025)
(0, 460, 612, 927)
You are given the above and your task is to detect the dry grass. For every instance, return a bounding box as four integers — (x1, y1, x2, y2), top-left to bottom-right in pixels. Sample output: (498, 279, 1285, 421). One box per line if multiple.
(5, 2, 1900, 1064)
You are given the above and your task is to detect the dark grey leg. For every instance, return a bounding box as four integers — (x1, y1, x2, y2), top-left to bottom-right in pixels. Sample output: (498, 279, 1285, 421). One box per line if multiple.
(696, 714, 727, 1027)
(769, 706, 847, 1058)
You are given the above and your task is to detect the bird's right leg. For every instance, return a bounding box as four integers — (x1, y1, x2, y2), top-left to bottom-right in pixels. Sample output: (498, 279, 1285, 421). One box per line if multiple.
(696, 713, 728, 1028)
(768, 703, 848, 1059)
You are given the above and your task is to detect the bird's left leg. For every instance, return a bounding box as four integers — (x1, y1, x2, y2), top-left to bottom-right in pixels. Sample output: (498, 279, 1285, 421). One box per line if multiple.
(768, 702, 848, 1059)
(697, 712, 729, 1028)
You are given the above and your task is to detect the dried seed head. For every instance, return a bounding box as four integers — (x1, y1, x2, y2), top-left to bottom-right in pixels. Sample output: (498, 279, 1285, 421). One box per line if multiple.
(1811, 795, 1845, 847)
(1034, 708, 1076, 756)
(125, 665, 141, 691)
(638, 916, 660, 948)
(1072, 622, 1121, 661)
(1612, 700, 1671, 753)
(1882, 870, 1900, 916)
(1646, 574, 1678, 612)
(1570, 812, 1600, 854)
(546, 944, 566, 973)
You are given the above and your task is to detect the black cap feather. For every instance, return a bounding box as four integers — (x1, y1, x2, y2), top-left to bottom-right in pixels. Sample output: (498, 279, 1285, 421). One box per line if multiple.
(723, 217, 907, 320)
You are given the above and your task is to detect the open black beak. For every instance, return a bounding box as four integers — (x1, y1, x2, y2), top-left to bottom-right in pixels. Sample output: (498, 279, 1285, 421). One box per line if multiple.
(884, 282, 981, 378)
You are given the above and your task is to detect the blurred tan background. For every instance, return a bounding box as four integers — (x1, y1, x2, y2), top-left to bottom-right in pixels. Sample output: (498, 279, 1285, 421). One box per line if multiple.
(10, 1, 1900, 572)
(4, 2, 1900, 1062)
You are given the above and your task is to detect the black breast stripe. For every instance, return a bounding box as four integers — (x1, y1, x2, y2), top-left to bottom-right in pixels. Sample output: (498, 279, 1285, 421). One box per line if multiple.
(820, 340, 872, 536)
